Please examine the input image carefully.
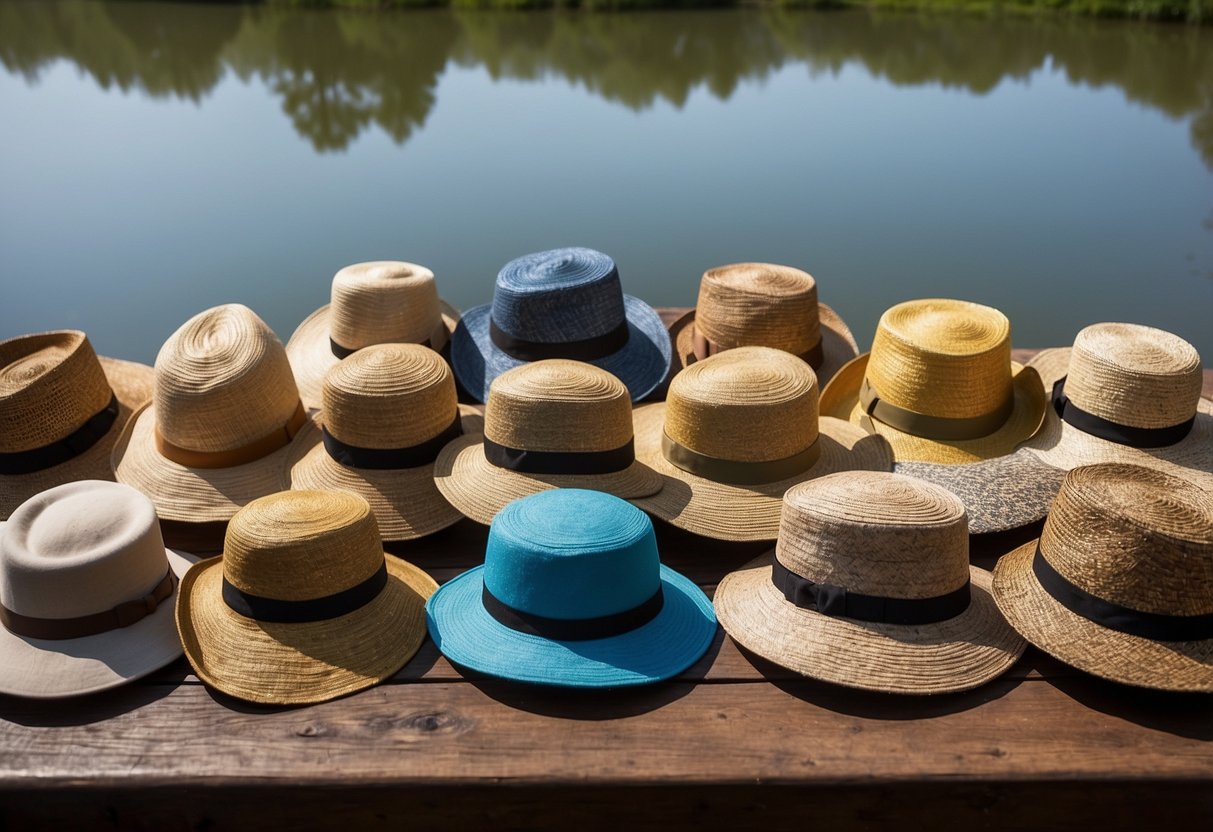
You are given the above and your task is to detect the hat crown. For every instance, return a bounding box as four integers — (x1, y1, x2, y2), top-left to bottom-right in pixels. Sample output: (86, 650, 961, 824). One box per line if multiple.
(1040, 464, 1213, 617)
(490, 248, 627, 342)
(0, 481, 169, 619)
(0, 331, 113, 454)
(696, 263, 821, 354)
(222, 491, 384, 603)
(483, 489, 660, 619)
(154, 304, 301, 453)
(665, 347, 820, 463)
(775, 472, 970, 599)
(329, 261, 441, 350)
(485, 360, 633, 453)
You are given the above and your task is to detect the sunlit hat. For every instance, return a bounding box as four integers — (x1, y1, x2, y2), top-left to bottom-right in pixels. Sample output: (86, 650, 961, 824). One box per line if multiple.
(286, 261, 460, 410)
(630, 347, 893, 542)
(176, 490, 438, 705)
(0, 481, 193, 698)
(665, 262, 858, 384)
(426, 488, 716, 688)
(993, 464, 1213, 692)
(450, 247, 672, 403)
(434, 359, 662, 525)
(0, 331, 153, 519)
(288, 343, 482, 541)
(715, 472, 1026, 694)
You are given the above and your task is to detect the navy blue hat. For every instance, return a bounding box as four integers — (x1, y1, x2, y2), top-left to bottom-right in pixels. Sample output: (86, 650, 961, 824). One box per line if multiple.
(450, 248, 673, 403)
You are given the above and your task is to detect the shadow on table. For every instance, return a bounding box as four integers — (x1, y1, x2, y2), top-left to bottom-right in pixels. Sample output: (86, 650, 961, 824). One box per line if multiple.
(1047, 672, 1213, 741)
(0, 665, 189, 726)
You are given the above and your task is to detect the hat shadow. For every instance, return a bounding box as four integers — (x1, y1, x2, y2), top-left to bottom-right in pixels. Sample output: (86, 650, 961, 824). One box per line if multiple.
(968, 521, 1044, 571)
(458, 666, 698, 719)
(0, 671, 186, 726)
(1046, 666, 1213, 740)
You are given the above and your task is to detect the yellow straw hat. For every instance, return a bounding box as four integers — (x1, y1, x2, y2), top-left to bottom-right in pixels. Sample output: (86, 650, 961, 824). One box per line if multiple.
(288, 344, 482, 541)
(434, 359, 662, 525)
(286, 261, 460, 410)
(176, 490, 437, 705)
(1, 331, 153, 519)
(993, 464, 1213, 692)
(630, 347, 893, 541)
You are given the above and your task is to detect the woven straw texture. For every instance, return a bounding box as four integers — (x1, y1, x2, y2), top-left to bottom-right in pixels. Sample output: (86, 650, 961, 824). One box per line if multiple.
(715, 472, 1026, 694)
(993, 463, 1213, 692)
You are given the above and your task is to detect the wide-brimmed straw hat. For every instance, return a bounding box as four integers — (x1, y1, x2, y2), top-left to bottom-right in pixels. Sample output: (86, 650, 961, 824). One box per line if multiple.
(286, 261, 460, 410)
(450, 247, 672, 403)
(288, 343, 482, 541)
(1019, 323, 1212, 488)
(1, 331, 153, 520)
(176, 490, 438, 705)
(715, 471, 1027, 694)
(0, 481, 193, 698)
(434, 359, 662, 525)
(113, 304, 308, 523)
(630, 347, 893, 541)
(426, 488, 716, 688)
(993, 463, 1213, 692)
(665, 262, 859, 384)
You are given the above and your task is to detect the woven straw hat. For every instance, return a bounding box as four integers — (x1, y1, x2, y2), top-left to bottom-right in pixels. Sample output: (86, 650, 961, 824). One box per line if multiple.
(286, 261, 460, 410)
(630, 347, 893, 541)
(665, 263, 859, 384)
(288, 343, 483, 541)
(1, 331, 153, 520)
(0, 481, 194, 698)
(1019, 323, 1212, 489)
(112, 304, 308, 523)
(176, 490, 438, 705)
(993, 464, 1213, 692)
(434, 359, 662, 525)
(715, 471, 1027, 694)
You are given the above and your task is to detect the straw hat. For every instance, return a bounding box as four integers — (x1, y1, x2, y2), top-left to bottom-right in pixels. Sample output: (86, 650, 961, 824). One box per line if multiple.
(630, 347, 894, 541)
(1019, 323, 1212, 489)
(993, 464, 1213, 692)
(426, 488, 716, 688)
(450, 247, 672, 403)
(434, 359, 663, 525)
(286, 261, 460, 410)
(0, 481, 194, 698)
(176, 490, 438, 705)
(1, 331, 153, 520)
(112, 304, 308, 523)
(715, 472, 1027, 694)
(665, 263, 859, 384)
(288, 343, 482, 541)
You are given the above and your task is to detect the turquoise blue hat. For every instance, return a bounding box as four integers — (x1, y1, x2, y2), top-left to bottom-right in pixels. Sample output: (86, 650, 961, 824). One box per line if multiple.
(426, 489, 716, 688)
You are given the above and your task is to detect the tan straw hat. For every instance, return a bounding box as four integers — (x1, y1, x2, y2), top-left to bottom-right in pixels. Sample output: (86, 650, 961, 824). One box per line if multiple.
(666, 263, 859, 384)
(993, 463, 1213, 692)
(630, 347, 894, 541)
(715, 471, 1026, 694)
(1, 331, 153, 519)
(434, 359, 663, 525)
(112, 304, 307, 524)
(176, 489, 437, 705)
(288, 343, 483, 541)
(1019, 323, 1212, 488)
(286, 261, 460, 410)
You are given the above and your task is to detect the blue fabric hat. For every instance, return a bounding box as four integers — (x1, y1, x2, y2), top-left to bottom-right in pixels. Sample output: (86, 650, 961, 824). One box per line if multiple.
(450, 248, 673, 403)
(426, 489, 717, 688)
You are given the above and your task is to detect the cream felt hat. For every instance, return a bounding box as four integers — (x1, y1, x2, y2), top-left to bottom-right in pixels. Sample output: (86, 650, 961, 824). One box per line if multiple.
(286, 261, 460, 410)
(630, 347, 894, 542)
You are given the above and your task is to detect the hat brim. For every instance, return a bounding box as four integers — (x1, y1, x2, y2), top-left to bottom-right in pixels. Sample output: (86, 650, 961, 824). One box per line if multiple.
(425, 564, 716, 688)
(0, 356, 155, 520)
(176, 554, 437, 705)
(819, 352, 1048, 465)
(992, 539, 1213, 692)
(628, 404, 894, 541)
(433, 432, 664, 526)
(715, 551, 1026, 695)
(449, 297, 673, 404)
(286, 300, 461, 411)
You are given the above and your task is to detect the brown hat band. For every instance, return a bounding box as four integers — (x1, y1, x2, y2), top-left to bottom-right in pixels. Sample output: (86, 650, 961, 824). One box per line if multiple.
(155, 400, 307, 469)
(0, 392, 118, 476)
(0, 570, 175, 640)
(691, 326, 823, 369)
(859, 376, 1013, 441)
(330, 336, 432, 360)
(1050, 377, 1195, 449)
(661, 432, 821, 486)
(772, 558, 970, 625)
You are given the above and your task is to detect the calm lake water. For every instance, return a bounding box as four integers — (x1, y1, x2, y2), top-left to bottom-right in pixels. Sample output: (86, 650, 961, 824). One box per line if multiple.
(1, 1, 1211, 363)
